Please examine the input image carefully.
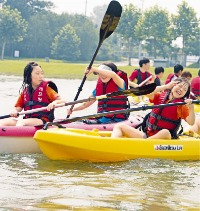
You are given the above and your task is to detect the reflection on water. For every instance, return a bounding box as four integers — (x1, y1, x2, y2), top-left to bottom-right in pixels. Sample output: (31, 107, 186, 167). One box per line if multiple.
(0, 76, 200, 210)
(0, 154, 199, 210)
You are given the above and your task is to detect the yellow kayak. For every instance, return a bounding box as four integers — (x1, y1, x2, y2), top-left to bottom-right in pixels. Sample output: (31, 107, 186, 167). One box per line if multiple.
(128, 95, 150, 105)
(34, 128, 200, 162)
(194, 104, 200, 113)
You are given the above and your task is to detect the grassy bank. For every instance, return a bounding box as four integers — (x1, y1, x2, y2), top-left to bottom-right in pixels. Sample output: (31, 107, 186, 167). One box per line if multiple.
(0, 59, 198, 81)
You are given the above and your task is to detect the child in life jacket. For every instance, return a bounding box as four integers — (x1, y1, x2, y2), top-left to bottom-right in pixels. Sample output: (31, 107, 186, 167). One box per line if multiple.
(128, 57, 152, 88)
(111, 77, 195, 140)
(0, 62, 61, 126)
(65, 62, 130, 124)
(190, 69, 200, 99)
(128, 57, 152, 104)
(165, 64, 183, 84)
(154, 66, 164, 86)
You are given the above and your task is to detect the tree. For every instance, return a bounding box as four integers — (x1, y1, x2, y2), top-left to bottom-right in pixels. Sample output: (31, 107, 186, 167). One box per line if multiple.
(171, 0, 199, 65)
(0, 6, 28, 60)
(67, 14, 98, 61)
(135, 5, 171, 59)
(1, 0, 54, 20)
(116, 4, 141, 65)
(19, 11, 64, 58)
(51, 24, 81, 61)
(90, 4, 108, 27)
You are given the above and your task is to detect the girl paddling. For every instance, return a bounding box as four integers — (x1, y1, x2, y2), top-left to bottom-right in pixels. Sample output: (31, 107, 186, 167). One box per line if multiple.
(111, 77, 195, 140)
(0, 62, 61, 126)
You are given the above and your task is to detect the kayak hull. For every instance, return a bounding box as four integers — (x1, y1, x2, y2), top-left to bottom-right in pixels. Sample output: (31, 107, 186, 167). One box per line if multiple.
(34, 128, 200, 162)
(194, 104, 200, 113)
(0, 126, 41, 154)
(0, 115, 143, 154)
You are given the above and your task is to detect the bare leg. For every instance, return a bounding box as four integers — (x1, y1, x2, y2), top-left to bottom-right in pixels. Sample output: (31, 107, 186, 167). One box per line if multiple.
(16, 118, 43, 126)
(148, 129, 171, 140)
(111, 123, 144, 138)
(0, 118, 17, 126)
(184, 117, 200, 135)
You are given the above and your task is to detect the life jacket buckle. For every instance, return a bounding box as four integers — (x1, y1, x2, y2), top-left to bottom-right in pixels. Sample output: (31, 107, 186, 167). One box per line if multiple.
(29, 101, 34, 106)
(152, 125, 157, 130)
(157, 115, 162, 120)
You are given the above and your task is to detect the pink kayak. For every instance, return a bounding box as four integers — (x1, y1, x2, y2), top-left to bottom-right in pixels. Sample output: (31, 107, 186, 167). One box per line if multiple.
(0, 115, 143, 154)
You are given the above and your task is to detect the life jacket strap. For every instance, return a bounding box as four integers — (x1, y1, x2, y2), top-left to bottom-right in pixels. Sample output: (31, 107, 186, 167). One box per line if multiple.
(150, 112, 180, 125)
(24, 101, 48, 107)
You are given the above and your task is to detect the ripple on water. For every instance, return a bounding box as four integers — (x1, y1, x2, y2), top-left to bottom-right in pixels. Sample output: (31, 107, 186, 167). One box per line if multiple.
(0, 76, 200, 210)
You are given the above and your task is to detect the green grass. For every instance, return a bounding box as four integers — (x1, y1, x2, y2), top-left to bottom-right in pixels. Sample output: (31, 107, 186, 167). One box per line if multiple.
(0, 59, 198, 82)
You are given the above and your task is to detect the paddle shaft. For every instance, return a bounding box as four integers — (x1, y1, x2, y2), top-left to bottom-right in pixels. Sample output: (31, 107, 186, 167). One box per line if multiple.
(52, 100, 200, 125)
(67, 1, 122, 118)
(70, 37, 107, 103)
(0, 84, 156, 119)
(138, 75, 152, 87)
(67, 35, 107, 113)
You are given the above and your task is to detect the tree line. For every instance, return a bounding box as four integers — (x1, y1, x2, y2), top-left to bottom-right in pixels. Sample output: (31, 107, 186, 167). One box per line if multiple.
(0, 0, 199, 66)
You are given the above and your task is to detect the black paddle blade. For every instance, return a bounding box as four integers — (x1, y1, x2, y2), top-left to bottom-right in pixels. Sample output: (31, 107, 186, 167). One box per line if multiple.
(100, 1, 122, 41)
(106, 83, 157, 97)
(133, 83, 157, 96)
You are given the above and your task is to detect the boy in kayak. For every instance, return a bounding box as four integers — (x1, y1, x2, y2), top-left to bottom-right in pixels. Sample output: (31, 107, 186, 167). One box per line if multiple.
(154, 66, 164, 86)
(165, 64, 183, 84)
(181, 71, 192, 81)
(111, 77, 195, 139)
(0, 62, 61, 126)
(128, 57, 152, 87)
(65, 63, 129, 124)
(190, 69, 200, 98)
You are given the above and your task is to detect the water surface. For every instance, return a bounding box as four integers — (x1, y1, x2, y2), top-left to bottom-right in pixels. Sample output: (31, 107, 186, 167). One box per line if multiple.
(0, 76, 199, 210)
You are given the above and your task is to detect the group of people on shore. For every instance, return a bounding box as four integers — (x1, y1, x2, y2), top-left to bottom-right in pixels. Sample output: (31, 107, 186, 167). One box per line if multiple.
(0, 59, 199, 139)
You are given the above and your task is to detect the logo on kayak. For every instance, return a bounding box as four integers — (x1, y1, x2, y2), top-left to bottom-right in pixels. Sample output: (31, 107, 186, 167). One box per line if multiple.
(154, 145, 183, 151)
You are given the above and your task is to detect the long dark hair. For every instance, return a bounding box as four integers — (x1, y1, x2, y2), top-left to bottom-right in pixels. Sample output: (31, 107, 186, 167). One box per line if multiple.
(19, 62, 39, 93)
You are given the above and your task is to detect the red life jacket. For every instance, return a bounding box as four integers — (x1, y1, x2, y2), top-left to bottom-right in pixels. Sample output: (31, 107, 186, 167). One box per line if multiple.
(146, 91, 183, 138)
(23, 81, 57, 122)
(96, 70, 129, 120)
(165, 73, 179, 84)
(191, 76, 200, 97)
(136, 69, 149, 85)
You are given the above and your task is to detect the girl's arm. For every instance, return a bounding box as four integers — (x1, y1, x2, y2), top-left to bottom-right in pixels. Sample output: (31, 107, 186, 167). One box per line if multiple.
(86, 67, 125, 90)
(128, 80, 139, 88)
(146, 81, 178, 100)
(71, 98, 96, 112)
(10, 107, 23, 117)
(66, 95, 96, 115)
(184, 99, 195, 125)
(11, 94, 23, 117)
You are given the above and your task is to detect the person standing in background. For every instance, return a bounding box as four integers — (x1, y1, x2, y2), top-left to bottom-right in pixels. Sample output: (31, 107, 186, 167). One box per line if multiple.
(154, 66, 164, 86)
(165, 64, 183, 84)
(128, 57, 152, 88)
(181, 71, 192, 81)
(190, 69, 200, 98)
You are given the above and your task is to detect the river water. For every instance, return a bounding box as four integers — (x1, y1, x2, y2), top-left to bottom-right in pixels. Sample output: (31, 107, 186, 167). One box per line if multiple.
(0, 75, 200, 210)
